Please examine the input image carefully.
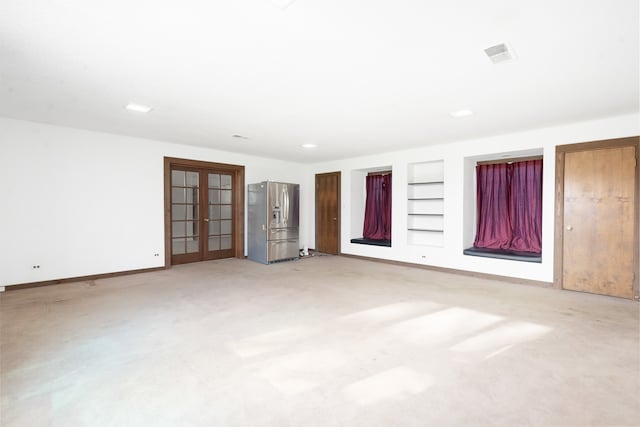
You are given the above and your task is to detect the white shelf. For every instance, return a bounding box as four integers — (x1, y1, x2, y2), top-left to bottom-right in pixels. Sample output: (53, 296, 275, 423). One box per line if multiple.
(408, 181, 444, 185)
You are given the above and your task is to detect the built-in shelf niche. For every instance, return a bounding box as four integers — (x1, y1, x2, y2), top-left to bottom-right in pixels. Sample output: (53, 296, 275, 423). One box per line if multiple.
(407, 160, 444, 247)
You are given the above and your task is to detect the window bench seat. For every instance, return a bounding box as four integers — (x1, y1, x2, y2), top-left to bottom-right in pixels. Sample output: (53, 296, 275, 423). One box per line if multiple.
(351, 238, 392, 247)
(463, 246, 541, 263)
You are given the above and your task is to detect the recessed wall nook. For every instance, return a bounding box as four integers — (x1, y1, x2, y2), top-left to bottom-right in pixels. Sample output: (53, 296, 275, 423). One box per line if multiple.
(407, 160, 444, 247)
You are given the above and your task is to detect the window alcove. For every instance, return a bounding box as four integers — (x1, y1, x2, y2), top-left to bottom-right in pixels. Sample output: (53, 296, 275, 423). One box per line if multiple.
(463, 150, 544, 263)
(350, 166, 392, 247)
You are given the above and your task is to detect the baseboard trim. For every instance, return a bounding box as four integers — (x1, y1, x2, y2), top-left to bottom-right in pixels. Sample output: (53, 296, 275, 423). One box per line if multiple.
(6, 256, 552, 291)
(5, 266, 167, 291)
(339, 253, 553, 288)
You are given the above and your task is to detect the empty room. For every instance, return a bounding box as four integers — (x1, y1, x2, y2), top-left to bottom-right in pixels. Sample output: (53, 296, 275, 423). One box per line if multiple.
(1, 0, 639, 426)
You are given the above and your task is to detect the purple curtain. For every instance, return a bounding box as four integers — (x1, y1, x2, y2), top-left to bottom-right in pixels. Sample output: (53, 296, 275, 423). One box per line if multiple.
(473, 163, 512, 250)
(382, 174, 392, 240)
(509, 160, 543, 253)
(363, 174, 392, 240)
(474, 160, 542, 253)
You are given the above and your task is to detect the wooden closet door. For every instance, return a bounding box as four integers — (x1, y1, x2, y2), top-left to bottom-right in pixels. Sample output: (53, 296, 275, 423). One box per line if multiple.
(315, 172, 341, 254)
(562, 146, 636, 298)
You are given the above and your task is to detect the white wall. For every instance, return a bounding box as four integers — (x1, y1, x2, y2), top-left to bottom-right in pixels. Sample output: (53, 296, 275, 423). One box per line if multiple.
(0, 117, 306, 286)
(2, 113, 638, 287)
(304, 113, 640, 283)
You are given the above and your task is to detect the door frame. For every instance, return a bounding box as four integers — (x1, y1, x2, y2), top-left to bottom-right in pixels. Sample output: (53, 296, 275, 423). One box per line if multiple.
(164, 157, 245, 267)
(315, 171, 341, 254)
(554, 136, 639, 299)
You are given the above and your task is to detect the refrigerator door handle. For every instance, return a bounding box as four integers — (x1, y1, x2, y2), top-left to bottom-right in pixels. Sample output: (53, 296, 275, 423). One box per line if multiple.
(283, 187, 289, 225)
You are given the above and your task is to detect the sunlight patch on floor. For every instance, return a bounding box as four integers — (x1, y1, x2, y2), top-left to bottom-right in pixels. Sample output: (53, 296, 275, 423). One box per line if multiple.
(338, 301, 442, 326)
(343, 366, 433, 406)
(484, 344, 516, 360)
(450, 321, 551, 354)
(253, 350, 346, 395)
(226, 326, 317, 358)
(386, 307, 503, 346)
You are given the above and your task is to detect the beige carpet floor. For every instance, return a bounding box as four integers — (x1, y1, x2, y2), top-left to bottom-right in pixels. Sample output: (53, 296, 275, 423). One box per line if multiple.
(1, 255, 639, 426)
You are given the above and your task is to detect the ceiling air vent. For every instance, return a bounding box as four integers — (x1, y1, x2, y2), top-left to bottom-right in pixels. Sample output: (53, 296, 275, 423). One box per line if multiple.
(484, 43, 515, 64)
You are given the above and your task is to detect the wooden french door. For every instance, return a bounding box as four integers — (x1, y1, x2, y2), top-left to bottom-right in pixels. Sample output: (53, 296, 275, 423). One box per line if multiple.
(556, 138, 638, 299)
(165, 158, 244, 266)
(315, 172, 341, 254)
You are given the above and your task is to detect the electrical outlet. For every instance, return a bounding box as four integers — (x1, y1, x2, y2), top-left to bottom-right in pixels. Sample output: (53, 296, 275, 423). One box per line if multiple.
(154, 253, 160, 257)
(32, 265, 41, 269)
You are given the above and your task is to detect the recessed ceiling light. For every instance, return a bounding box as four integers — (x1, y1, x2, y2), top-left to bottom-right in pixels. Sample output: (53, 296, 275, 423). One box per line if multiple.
(301, 143, 317, 149)
(450, 109, 474, 118)
(125, 103, 152, 113)
(271, 0, 296, 9)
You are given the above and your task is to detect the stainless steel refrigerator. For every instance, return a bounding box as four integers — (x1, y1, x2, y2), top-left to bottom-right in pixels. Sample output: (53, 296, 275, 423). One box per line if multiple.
(247, 181, 300, 264)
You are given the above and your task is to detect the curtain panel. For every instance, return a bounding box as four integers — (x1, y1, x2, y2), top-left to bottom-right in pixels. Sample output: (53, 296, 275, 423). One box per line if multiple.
(363, 174, 392, 240)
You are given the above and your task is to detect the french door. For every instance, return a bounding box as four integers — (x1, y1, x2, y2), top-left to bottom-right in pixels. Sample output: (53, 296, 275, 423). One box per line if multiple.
(165, 158, 244, 266)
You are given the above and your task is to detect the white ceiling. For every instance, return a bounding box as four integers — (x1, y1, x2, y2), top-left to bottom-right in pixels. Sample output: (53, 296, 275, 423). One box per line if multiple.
(0, 0, 638, 162)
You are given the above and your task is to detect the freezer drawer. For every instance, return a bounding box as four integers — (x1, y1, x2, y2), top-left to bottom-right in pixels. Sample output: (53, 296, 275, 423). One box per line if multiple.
(268, 239, 299, 262)
(269, 227, 299, 241)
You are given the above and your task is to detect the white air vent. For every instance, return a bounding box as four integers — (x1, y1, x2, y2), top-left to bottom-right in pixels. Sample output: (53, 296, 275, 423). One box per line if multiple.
(484, 43, 516, 64)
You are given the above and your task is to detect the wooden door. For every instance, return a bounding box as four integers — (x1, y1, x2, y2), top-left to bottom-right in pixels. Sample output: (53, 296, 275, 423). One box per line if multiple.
(202, 171, 235, 261)
(170, 169, 235, 264)
(315, 172, 341, 254)
(562, 145, 636, 298)
(165, 157, 244, 266)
